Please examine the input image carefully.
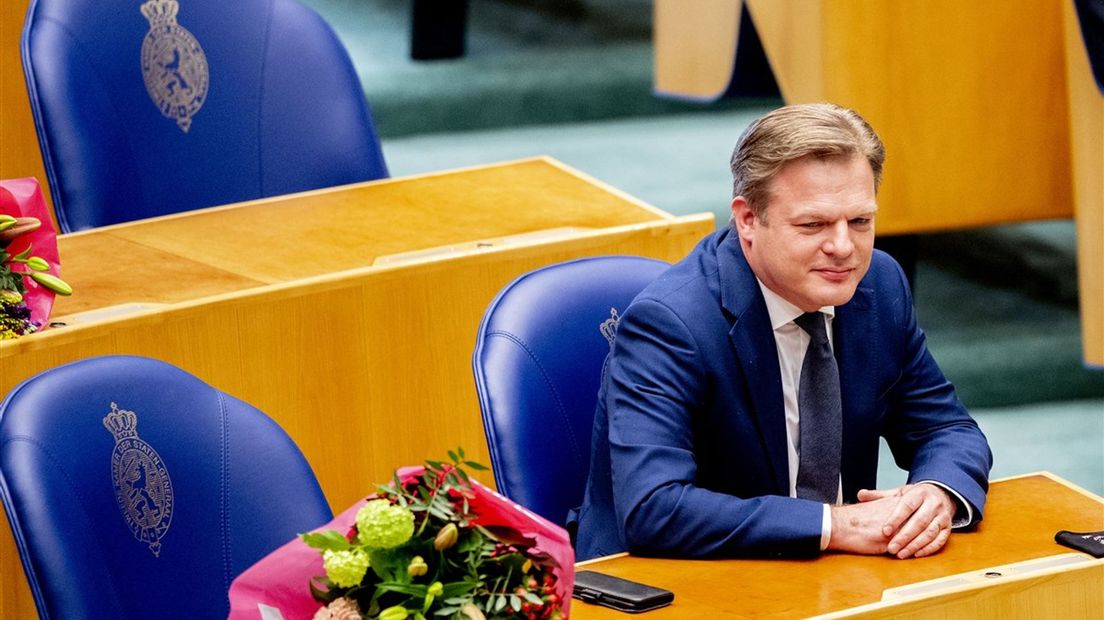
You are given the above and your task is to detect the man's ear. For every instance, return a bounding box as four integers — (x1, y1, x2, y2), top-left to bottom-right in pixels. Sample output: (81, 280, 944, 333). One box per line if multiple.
(731, 196, 756, 242)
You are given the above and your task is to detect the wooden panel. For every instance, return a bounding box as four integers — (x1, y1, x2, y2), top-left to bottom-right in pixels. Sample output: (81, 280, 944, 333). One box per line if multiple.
(656, 1, 1074, 233)
(0, 159, 715, 618)
(0, 0, 53, 220)
(746, 0, 1073, 234)
(653, 0, 741, 100)
(1064, 1, 1104, 367)
(574, 474, 1104, 618)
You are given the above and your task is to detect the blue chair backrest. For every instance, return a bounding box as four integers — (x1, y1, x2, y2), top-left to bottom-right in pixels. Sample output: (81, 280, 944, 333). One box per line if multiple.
(0, 355, 332, 619)
(22, 0, 388, 232)
(472, 256, 669, 526)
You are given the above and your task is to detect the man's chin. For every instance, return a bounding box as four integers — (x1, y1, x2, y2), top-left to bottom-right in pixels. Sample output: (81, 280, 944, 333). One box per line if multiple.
(810, 282, 860, 308)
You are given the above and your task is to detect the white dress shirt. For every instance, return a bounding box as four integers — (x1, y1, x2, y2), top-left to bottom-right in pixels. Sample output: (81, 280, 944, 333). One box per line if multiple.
(755, 280, 972, 551)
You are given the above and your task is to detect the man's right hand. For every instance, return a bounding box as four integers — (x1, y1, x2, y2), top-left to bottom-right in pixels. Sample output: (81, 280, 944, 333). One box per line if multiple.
(828, 484, 956, 557)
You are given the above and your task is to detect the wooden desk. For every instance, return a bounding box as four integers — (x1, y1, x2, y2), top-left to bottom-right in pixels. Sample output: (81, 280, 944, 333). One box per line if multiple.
(655, 1, 1104, 365)
(0, 0, 54, 217)
(574, 473, 1104, 619)
(0, 157, 715, 618)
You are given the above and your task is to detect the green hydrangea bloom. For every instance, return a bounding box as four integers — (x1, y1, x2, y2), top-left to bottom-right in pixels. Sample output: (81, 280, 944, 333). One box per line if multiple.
(322, 549, 370, 588)
(356, 499, 415, 549)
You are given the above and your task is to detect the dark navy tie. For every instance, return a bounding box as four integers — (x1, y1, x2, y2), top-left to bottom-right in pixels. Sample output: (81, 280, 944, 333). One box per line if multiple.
(794, 311, 842, 503)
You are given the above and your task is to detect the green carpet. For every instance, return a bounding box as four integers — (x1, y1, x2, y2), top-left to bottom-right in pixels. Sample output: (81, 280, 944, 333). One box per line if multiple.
(879, 400, 1104, 495)
(305, 0, 754, 137)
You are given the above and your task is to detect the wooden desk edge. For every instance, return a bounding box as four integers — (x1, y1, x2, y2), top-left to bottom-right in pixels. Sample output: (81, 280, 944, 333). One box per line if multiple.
(56, 156, 634, 239)
(811, 556, 1104, 619)
(1, 214, 716, 354)
(994, 471, 1104, 503)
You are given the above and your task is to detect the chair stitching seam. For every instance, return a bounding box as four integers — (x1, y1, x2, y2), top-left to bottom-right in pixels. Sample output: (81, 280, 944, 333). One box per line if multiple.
(219, 392, 232, 592)
(1, 435, 128, 616)
(29, 16, 147, 228)
(256, 0, 276, 195)
(484, 330, 584, 467)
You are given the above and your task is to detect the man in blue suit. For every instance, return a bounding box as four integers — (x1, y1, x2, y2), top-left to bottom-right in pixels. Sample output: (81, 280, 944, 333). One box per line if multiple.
(574, 103, 992, 561)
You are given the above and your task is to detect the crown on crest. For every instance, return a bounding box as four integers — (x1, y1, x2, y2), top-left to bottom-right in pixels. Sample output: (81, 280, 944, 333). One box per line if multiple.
(102, 402, 138, 440)
(140, 0, 180, 25)
(599, 307, 621, 347)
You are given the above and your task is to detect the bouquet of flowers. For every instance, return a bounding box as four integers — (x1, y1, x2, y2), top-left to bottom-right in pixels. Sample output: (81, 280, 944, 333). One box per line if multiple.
(1, 178, 71, 339)
(228, 450, 574, 620)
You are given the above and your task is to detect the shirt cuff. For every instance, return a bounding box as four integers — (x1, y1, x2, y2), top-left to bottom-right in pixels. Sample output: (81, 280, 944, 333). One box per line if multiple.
(917, 480, 974, 528)
(820, 504, 832, 550)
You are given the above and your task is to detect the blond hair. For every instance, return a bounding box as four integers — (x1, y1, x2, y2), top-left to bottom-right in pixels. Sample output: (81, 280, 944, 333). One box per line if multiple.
(730, 103, 885, 221)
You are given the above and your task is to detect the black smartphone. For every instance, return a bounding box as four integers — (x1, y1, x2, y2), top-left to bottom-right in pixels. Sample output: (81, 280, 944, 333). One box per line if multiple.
(572, 570, 674, 613)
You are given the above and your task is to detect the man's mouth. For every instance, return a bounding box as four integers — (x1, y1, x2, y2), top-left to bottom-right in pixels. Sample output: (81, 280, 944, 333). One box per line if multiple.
(813, 267, 853, 282)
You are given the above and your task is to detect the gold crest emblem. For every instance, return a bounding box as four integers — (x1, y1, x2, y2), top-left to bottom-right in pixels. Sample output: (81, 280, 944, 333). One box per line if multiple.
(103, 402, 174, 557)
(599, 307, 621, 347)
(140, 0, 208, 132)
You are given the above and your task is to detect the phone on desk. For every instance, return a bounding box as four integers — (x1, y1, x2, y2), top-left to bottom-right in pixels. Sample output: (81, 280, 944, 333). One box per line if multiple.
(573, 570, 674, 613)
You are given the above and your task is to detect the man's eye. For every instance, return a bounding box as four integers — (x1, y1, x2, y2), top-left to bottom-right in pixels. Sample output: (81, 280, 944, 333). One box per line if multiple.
(850, 218, 872, 227)
(798, 222, 823, 229)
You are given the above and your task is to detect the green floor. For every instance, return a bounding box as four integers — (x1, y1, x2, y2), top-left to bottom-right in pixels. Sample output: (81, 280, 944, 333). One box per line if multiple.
(303, 0, 1104, 495)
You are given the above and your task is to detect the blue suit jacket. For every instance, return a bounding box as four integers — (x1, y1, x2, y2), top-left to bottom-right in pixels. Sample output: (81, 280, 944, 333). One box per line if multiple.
(573, 228, 992, 560)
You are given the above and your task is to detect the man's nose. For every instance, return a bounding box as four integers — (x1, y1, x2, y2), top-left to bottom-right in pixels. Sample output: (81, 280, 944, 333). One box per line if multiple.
(823, 221, 854, 256)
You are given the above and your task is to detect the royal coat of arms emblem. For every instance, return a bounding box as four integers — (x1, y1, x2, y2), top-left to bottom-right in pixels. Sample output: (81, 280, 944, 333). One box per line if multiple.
(599, 307, 622, 348)
(139, 0, 208, 132)
(103, 402, 175, 557)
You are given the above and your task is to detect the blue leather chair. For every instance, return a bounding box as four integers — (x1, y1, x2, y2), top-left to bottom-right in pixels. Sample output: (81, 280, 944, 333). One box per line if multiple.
(472, 256, 669, 528)
(0, 355, 332, 619)
(22, 0, 388, 232)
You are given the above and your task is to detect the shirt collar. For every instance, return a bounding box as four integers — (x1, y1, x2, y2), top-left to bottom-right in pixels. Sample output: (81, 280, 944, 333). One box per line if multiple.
(755, 278, 836, 331)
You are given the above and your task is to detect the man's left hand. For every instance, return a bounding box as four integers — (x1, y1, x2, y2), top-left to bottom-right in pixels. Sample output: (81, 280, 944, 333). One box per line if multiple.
(856, 483, 956, 559)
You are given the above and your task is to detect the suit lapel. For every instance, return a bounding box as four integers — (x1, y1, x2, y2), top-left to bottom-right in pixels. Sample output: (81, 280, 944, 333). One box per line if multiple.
(716, 233, 789, 495)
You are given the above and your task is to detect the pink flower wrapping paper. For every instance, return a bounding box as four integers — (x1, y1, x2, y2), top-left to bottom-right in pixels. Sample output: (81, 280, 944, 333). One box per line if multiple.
(228, 466, 575, 619)
(1, 177, 62, 327)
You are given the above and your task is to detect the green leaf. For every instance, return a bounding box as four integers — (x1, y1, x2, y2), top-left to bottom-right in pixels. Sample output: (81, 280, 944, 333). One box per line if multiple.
(447, 449, 458, 463)
(523, 592, 543, 605)
(464, 461, 489, 471)
(458, 447, 466, 459)
(441, 582, 478, 598)
(433, 606, 460, 616)
(493, 595, 507, 612)
(509, 594, 521, 612)
(375, 581, 428, 597)
(300, 530, 354, 552)
(369, 548, 407, 582)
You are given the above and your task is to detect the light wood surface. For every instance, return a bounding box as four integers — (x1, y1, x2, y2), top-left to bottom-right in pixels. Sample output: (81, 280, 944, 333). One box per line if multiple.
(655, 0, 1073, 234)
(0, 157, 715, 618)
(573, 473, 1104, 619)
(653, 0, 1101, 366)
(0, 0, 54, 219)
(652, 0, 741, 100)
(1063, 1, 1104, 367)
